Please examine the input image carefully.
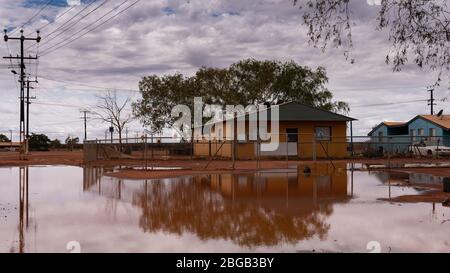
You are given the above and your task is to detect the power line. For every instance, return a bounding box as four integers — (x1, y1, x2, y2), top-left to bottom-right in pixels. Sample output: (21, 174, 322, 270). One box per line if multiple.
(38, 0, 129, 53)
(32, 0, 111, 51)
(26, 0, 101, 50)
(25, 4, 78, 36)
(38, 75, 140, 92)
(331, 84, 448, 92)
(3, 41, 21, 95)
(33, 101, 95, 109)
(351, 99, 428, 108)
(40, 0, 142, 57)
(10, 0, 54, 35)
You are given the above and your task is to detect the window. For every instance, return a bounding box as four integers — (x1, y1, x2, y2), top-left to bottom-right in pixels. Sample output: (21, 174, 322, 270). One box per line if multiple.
(315, 127, 332, 141)
(286, 128, 298, 143)
(418, 128, 424, 142)
(429, 128, 436, 136)
(410, 129, 416, 142)
(429, 128, 436, 141)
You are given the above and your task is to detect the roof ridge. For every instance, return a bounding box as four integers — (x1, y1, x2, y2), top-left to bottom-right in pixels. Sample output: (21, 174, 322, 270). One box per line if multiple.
(279, 101, 357, 121)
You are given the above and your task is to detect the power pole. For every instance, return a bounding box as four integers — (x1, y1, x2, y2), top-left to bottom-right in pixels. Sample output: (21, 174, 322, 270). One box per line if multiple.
(3, 29, 41, 159)
(80, 109, 90, 141)
(428, 87, 436, 115)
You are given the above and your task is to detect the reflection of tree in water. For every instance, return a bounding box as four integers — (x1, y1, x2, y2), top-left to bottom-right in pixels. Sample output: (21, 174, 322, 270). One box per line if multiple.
(132, 177, 333, 247)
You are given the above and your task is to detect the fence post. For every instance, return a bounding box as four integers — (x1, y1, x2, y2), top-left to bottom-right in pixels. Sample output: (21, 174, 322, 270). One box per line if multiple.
(145, 135, 148, 170)
(312, 133, 317, 161)
(350, 120, 354, 158)
(151, 134, 154, 160)
(209, 139, 212, 159)
(286, 136, 289, 166)
(437, 137, 441, 160)
(388, 137, 392, 169)
(257, 138, 261, 170)
(232, 139, 236, 169)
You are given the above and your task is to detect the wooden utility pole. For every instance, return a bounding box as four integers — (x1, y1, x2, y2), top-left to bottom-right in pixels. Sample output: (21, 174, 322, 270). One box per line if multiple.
(80, 109, 90, 141)
(428, 87, 436, 115)
(3, 29, 41, 159)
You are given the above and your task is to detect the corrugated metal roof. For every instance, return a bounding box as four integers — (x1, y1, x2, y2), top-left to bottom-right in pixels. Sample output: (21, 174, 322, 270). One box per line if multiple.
(367, 121, 408, 136)
(269, 102, 356, 122)
(419, 115, 450, 130)
(382, 121, 407, 126)
(197, 102, 356, 128)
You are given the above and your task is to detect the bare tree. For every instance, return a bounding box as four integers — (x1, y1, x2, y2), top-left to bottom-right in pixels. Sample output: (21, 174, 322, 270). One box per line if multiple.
(95, 90, 133, 146)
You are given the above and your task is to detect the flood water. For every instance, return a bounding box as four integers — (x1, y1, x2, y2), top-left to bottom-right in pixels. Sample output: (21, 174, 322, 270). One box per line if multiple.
(0, 164, 449, 253)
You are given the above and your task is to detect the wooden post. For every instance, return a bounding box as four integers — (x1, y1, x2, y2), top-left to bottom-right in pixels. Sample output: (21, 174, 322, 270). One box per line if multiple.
(312, 133, 317, 161)
(350, 120, 354, 158)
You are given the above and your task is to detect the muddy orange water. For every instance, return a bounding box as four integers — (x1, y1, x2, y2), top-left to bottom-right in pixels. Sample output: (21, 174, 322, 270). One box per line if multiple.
(0, 164, 449, 253)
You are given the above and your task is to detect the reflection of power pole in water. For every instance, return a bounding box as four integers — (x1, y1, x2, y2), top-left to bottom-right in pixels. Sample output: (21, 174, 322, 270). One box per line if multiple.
(18, 166, 29, 253)
(286, 172, 289, 209)
(388, 173, 391, 200)
(351, 163, 354, 197)
(118, 180, 122, 200)
(313, 176, 317, 206)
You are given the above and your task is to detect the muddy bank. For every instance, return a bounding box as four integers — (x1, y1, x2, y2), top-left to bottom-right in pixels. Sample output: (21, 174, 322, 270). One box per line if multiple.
(390, 167, 450, 178)
(1, 151, 449, 172)
(0, 151, 83, 166)
(105, 168, 261, 180)
(380, 190, 450, 204)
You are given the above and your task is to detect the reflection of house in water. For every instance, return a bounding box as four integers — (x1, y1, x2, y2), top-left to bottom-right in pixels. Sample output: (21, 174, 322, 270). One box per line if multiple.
(206, 164, 349, 203)
(82, 163, 352, 247)
(373, 171, 444, 186)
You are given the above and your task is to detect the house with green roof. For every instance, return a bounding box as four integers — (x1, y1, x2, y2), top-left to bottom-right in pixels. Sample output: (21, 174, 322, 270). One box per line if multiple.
(194, 102, 356, 159)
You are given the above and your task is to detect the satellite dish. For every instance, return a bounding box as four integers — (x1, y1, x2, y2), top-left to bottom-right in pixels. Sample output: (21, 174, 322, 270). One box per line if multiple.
(437, 109, 444, 117)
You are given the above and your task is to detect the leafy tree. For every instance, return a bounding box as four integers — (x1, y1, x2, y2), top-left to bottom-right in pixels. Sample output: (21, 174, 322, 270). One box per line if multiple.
(51, 139, 62, 149)
(293, 0, 450, 83)
(0, 134, 10, 142)
(28, 133, 51, 151)
(133, 59, 348, 133)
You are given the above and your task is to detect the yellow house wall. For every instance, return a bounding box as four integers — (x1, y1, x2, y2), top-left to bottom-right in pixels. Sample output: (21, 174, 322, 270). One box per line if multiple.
(193, 120, 349, 159)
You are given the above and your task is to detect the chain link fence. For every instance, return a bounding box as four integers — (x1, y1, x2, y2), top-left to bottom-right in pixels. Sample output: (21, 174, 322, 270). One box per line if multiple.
(84, 134, 450, 162)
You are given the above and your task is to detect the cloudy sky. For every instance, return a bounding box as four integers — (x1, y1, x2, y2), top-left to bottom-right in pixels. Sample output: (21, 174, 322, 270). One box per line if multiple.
(0, 0, 448, 141)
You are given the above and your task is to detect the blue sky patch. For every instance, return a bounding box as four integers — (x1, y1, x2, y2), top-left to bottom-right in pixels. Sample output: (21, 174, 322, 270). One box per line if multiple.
(212, 11, 241, 18)
(163, 7, 176, 16)
(23, 0, 70, 8)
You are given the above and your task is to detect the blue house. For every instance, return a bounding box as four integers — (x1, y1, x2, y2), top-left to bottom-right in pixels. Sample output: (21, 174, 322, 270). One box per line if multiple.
(368, 114, 450, 154)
